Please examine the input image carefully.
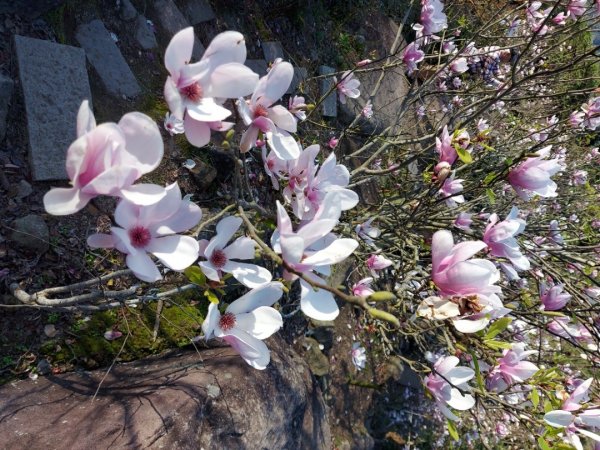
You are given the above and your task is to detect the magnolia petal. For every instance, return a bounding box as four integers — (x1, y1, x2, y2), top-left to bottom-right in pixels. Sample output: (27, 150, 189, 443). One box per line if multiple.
(240, 124, 260, 153)
(203, 31, 247, 67)
(119, 112, 164, 174)
(139, 182, 181, 224)
(199, 261, 221, 282)
(204, 216, 242, 259)
(269, 105, 297, 133)
(225, 261, 273, 289)
(154, 200, 203, 235)
(164, 78, 184, 119)
(544, 410, 574, 428)
(297, 219, 337, 248)
(202, 302, 220, 339)
(164, 27, 194, 81)
(126, 251, 162, 282)
(184, 115, 211, 147)
(222, 328, 270, 370)
(432, 230, 455, 273)
(302, 238, 358, 266)
(226, 281, 284, 315)
(224, 236, 256, 260)
(453, 317, 490, 333)
(577, 427, 600, 443)
(300, 278, 339, 321)
(43, 187, 93, 216)
(262, 61, 294, 106)
(447, 389, 475, 411)
(87, 233, 115, 249)
(148, 235, 200, 271)
(207, 63, 259, 99)
(417, 296, 461, 320)
(280, 234, 305, 265)
(235, 306, 283, 340)
(578, 410, 600, 428)
(434, 355, 459, 375)
(76, 100, 96, 137)
(446, 366, 475, 385)
(120, 183, 168, 206)
(267, 128, 300, 160)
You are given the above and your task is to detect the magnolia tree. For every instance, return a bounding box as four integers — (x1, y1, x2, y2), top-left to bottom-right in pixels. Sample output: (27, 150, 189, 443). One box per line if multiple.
(7, 0, 600, 447)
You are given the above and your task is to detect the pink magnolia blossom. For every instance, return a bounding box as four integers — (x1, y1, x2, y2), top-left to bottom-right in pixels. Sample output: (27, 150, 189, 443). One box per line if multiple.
(434, 125, 457, 172)
(438, 172, 465, 208)
(367, 254, 393, 278)
(486, 343, 539, 392)
(572, 170, 588, 186)
(361, 101, 373, 119)
(163, 28, 258, 148)
(540, 281, 572, 310)
(483, 206, 530, 271)
(403, 41, 425, 75)
(202, 282, 284, 370)
(548, 219, 565, 244)
(87, 182, 201, 282)
(328, 136, 339, 149)
(420, 0, 448, 37)
(273, 198, 358, 321)
(356, 59, 372, 67)
(198, 216, 272, 288)
(581, 97, 600, 130)
(335, 71, 361, 104)
(425, 355, 475, 421)
(508, 146, 562, 200)
(568, 0, 588, 18)
(288, 95, 307, 121)
(238, 60, 298, 159)
(352, 277, 375, 297)
(356, 218, 381, 246)
(454, 212, 473, 231)
(44, 101, 164, 215)
(553, 12, 569, 25)
(450, 57, 469, 74)
(262, 147, 287, 190)
(164, 112, 184, 135)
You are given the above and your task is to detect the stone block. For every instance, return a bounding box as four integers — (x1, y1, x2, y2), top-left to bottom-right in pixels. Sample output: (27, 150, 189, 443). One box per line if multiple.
(287, 66, 307, 94)
(262, 40, 284, 64)
(319, 65, 337, 117)
(134, 15, 157, 50)
(152, 0, 205, 60)
(244, 59, 268, 77)
(181, 0, 215, 24)
(0, 74, 14, 141)
(75, 20, 141, 98)
(14, 35, 91, 181)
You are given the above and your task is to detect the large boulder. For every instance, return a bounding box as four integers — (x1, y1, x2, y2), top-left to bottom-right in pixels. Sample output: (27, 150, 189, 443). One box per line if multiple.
(0, 337, 331, 449)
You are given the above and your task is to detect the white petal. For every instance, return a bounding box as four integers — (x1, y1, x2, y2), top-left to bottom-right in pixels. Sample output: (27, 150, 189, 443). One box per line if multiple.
(119, 184, 168, 205)
(446, 367, 475, 385)
(76, 100, 96, 137)
(300, 278, 339, 321)
(453, 317, 490, 333)
(269, 105, 297, 132)
(147, 235, 200, 271)
(222, 328, 270, 370)
(206, 63, 259, 99)
(186, 98, 232, 122)
(280, 234, 305, 265)
(447, 390, 475, 411)
(126, 251, 162, 282)
(202, 302, 220, 339)
(417, 296, 461, 320)
(184, 115, 211, 147)
(87, 233, 115, 249)
(267, 129, 300, 160)
(225, 261, 273, 288)
(205, 216, 242, 258)
(235, 306, 283, 339)
(226, 281, 284, 315)
(544, 410, 574, 428)
(43, 187, 93, 216)
(302, 238, 358, 266)
(164, 27, 194, 80)
(199, 261, 221, 282)
(224, 236, 256, 260)
(119, 112, 164, 174)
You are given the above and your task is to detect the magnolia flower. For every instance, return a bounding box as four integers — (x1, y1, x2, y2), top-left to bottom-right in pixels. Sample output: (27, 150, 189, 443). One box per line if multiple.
(163, 28, 257, 147)
(454, 212, 473, 231)
(352, 277, 375, 297)
(288, 95, 307, 121)
(238, 60, 298, 160)
(548, 219, 564, 244)
(351, 343, 367, 370)
(164, 112, 184, 135)
(578, 97, 599, 130)
(262, 147, 287, 190)
(87, 182, 201, 282)
(335, 71, 360, 104)
(355, 218, 381, 246)
(367, 254, 393, 278)
(438, 172, 465, 208)
(508, 146, 562, 200)
(450, 57, 468, 74)
(572, 170, 588, 186)
(568, 0, 588, 18)
(328, 136, 339, 149)
(435, 126, 457, 172)
(403, 41, 425, 75)
(420, 0, 448, 37)
(425, 355, 475, 421)
(44, 101, 164, 215)
(540, 282, 571, 311)
(198, 216, 272, 288)
(486, 343, 539, 392)
(202, 282, 284, 370)
(361, 101, 373, 119)
(483, 206, 530, 271)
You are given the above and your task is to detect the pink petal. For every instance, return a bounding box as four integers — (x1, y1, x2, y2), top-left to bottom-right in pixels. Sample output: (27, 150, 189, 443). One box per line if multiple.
(119, 112, 164, 174)
(432, 230, 454, 274)
(235, 306, 283, 339)
(76, 100, 96, 137)
(139, 182, 180, 224)
(203, 31, 247, 67)
(224, 261, 273, 288)
(186, 98, 232, 122)
(113, 199, 140, 229)
(87, 233, 115, 249)
(302, 238, 358, 266)
(184, 115, 211, 147)
(205, 216, 242, 258)
(207, 63, 259, 99)
(154, 199, 202, 235)
(222, 328, 270, 370)
(104, 330, 123, 341)
(299, 277, 340, 321)
(259, 61, 294, 106)
(119, 183, 168, 206)
(164, 78, 184, 119)
(147, 235, 200, 271)
(224, 236, 256, 260)
(43, 187, 93, 216)
(164, 27, 194, 82)
(268, 105, 297, 132)
(240, 124, 260, 153)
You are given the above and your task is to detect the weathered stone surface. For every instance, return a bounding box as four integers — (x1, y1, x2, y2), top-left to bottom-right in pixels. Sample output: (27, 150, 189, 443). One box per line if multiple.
(0, 73, 14, 142)
(134, 15, 158, 50)
(0, 0, 63, 20)
(319, 65, 337, 117)
(288, 66, 307, 94)
(14, 35, 91, 180)
(187, 158, 217, 190)
(180, 0, 215, 24)
(152, 0, 205, 60)
(245, 58, 268, 77)
(262, 40, 284, 63)
(300, 337, 330, 376)
(0, 338, 330, 450)
(10, 214, 49, 253)
(118, 0, 138, 21)
(75, 20, 141, 98)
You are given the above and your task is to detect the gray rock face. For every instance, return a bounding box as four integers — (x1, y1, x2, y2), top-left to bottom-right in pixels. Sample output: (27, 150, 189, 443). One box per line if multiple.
(245, 59, 268, 77)
(180, 0, 215, 24)
(10, 214, 49, 253)
(0, 338, 330, 450)
(319, 65, 337, 117)
(152, 0, 205, 60)
(14, 35, 91, 181)
(76, 20, 141, 98)
(288, 66, 307, 94)
(262, 40, 284, 64)
(0, 73, 14, 142)
(118, 0, 138, 21)
(134, 15, 158, 50)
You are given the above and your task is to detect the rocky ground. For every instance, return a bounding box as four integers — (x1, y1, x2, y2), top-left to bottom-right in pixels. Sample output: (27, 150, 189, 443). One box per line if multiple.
(0, 0, 436, 448)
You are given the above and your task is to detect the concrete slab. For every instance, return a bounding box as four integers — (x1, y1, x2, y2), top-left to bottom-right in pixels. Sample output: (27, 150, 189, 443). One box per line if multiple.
(75, 20, 141, 98)
(319, 65, 337, 117)
(14, 35, 92, 181)
(245, 59, 268, 77)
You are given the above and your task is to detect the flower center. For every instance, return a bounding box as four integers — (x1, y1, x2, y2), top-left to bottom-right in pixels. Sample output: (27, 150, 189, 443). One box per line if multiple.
(129, 226, 151, 248)
(219, 312, 236, 331)
(180, 82, 203, 103)
(209, 249, 228, 268)
(253, 104, 269, 119)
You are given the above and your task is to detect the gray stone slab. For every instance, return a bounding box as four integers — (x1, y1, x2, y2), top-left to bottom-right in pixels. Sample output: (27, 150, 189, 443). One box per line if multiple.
(135, 15, 158, 50)
(153, 0, 205, 60)
(14, 35, 92, 181)
(76, 20, 141, 98)
(287, 66, 307, 94)
(245, 59, 268, 77)
(319, 65, 337, 117)
(0, 74, 14, 142)
(181, 0, 215, 24)
(262, 41, 284, 64)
